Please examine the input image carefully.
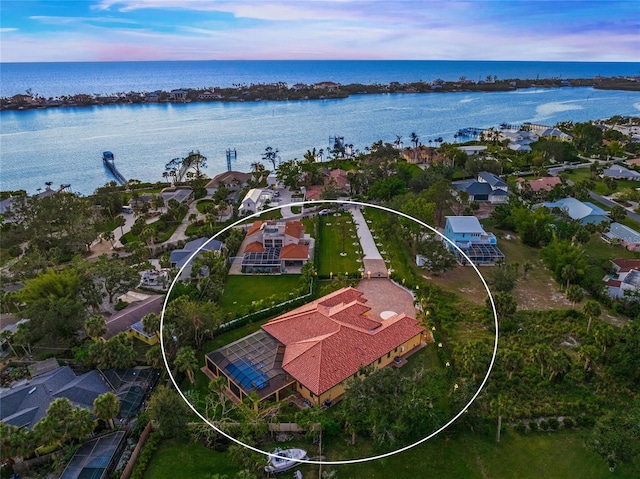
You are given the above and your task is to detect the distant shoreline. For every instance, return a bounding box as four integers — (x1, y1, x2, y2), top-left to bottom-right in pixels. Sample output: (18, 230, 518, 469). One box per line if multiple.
(2, 76, 639, 112)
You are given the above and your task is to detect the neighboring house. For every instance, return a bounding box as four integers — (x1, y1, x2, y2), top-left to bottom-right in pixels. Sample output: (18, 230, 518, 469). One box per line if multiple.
(401, 146, 440, 165)
(103, 295, 164, 345)
(537, 197, 610, 226)
(215, 203, 234, 222)
(522, 123, 572, 141)
(129, 187, 193, 209)
(205, 287, 426, 406)
(239, 188, 271, 214)
(451, 171, 509, 203)
(170, 237, 225, 277)
(241, 220, 311, 273)
(602, 222, 640, 250)
(205, 171, 251, 196)
(444, 216, 505, 265)
(602, 164, 640, 181)
(517, 176, 562, 195)
(498, 130, 539, 152)
(457, 145, 488, 156)
(0, 366, 112, 429)
(304, 168, 352, 200)
(604, 259, 640, 298)
(169, 89, 188, 102)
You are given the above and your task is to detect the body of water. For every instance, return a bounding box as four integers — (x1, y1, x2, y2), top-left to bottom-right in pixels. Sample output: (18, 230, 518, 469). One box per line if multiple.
(2, 60, 640, 98)
(2, 85, 640, 195)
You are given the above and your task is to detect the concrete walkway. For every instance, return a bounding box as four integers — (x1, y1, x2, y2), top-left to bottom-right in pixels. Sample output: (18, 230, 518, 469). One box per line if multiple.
(350, 207, 388, 277)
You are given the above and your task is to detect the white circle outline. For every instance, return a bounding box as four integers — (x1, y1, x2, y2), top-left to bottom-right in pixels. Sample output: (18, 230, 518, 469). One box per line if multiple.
(160, 199, 499, 466)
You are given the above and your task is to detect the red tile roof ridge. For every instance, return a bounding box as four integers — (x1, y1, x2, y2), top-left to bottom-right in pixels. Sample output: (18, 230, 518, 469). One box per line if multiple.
(246, 221, 264, 236)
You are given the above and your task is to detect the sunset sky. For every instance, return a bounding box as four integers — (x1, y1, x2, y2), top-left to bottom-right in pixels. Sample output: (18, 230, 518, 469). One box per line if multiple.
(1, 0, 639, 62)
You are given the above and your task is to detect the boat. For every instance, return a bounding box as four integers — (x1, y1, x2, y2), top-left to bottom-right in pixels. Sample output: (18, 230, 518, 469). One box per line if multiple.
(264, 448, 308, 473)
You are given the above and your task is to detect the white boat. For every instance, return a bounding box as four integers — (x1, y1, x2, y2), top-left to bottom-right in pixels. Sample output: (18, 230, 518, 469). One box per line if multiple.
(264, 448, 308, 473)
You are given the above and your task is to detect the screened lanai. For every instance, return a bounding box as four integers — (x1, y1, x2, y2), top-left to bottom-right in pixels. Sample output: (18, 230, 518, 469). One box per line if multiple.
(205, 330, 295, 403)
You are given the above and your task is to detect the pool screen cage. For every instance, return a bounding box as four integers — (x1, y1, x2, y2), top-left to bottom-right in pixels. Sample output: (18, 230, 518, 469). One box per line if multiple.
(207, 330, 287, 398)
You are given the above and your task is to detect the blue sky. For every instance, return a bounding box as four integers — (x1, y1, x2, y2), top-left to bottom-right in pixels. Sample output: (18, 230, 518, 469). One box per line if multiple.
(1, 1, 639, 62)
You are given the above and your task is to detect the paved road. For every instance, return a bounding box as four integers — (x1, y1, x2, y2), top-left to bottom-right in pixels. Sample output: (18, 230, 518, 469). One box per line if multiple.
(589, 191, 640, 223)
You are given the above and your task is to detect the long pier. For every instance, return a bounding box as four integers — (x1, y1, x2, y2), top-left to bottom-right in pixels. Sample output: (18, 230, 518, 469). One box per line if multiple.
(102, 151, 127, 184)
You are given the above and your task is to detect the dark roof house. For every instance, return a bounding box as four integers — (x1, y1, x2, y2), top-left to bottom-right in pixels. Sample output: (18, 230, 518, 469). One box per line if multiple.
(0, 366, 112, 429)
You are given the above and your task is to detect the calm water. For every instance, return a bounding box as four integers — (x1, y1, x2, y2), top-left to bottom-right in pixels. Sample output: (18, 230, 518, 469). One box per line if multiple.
(2, 86, 639, 195)
(2, 60, 640, 98)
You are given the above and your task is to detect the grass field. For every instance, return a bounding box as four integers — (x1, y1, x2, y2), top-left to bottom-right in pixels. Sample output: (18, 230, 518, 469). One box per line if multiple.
(218, 275, 303, 315)
(143, 429, 638, 479)
(315, 429, 639, 479)
(316, 213, 362, 277)
(143, 439, 241, 479)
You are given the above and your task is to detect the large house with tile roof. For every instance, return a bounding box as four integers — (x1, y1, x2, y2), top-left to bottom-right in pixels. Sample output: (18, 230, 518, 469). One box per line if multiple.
(205, 287, 426, 406)
(241, 220, 311, 273)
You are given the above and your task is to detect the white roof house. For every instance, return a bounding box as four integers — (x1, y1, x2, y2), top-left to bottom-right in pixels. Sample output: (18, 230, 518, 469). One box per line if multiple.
(602, 222, 640, 251)
(240, 188, 273, 214)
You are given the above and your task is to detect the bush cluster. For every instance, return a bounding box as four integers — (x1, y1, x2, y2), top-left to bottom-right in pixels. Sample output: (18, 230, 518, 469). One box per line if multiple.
(129, 431, 161, 479)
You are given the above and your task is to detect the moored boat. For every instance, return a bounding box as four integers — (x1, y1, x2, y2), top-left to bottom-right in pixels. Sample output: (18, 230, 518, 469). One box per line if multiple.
(264, 448, 308, 473)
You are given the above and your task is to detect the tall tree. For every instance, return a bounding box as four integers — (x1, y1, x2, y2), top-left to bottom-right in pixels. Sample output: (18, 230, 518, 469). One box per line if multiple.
(92, 254, 142, 303)
(93, 392, 121, 429)
(147, 385, 188, 438)
(582, 300, 601, 334)
(84, 314, 107, 339)
(174, 346, 199, 384)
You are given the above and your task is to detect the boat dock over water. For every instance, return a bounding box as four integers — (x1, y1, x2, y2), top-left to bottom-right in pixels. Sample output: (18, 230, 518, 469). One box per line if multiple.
(102, 151, 127, 184)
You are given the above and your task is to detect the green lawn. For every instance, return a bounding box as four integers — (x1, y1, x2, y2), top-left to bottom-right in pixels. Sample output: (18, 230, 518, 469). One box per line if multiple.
(361, 206, 423, 282)
(143, 439, 242, 479)
(316, 213, 362, 277)
(218, 275, 303, 315)
(142, 429, 637, 479)
(196, 199, 214, 213)
(564, 168, 640, 196)
(315, 429, 639, 479)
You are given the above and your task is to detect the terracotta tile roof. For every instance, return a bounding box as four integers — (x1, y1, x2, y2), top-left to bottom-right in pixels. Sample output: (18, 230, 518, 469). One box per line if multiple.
(246, 221, 264, 237)
(280, 243, 309, 259)
(612, 258, 640, 273)
(244, 241, 265, 253)
(606, 279, 622, 287)
(526, 176, 562, 192)
(261, 287, 423, 395)
(284, 220, 305, 239)
(304, 185, 323, 201)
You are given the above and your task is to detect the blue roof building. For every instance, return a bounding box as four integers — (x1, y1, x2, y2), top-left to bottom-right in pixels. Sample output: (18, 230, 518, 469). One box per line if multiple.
(538, 197, 610, 226)
(444, 216, 505, 265)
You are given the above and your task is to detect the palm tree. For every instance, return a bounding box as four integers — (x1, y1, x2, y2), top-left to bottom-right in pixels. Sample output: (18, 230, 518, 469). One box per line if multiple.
(490, 394, 512, 443)
(84, 315, 107, 339)
(529, 344, 551, 378)
(93, 392, 120, 429)
(583, 300, 601, 334)
(175, 346, 198, 384)
(561, 264, 577, 290)
(262, 146, 280, 170)
(409, 132, 419, 148)
(145, 344, 164, 370)
(566, 284, 584, 306)
(114, 215, 126, 236)
(142, 312, 160, 336)
(547, 351, 571, 382)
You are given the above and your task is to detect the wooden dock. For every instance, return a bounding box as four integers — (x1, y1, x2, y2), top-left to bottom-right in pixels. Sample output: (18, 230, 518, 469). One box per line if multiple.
(102, 151, 127, 184)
